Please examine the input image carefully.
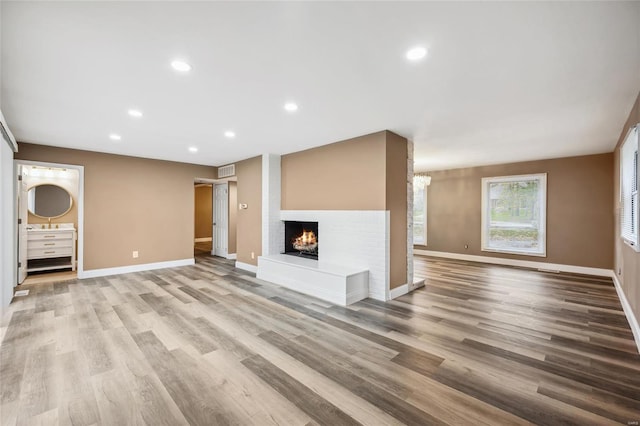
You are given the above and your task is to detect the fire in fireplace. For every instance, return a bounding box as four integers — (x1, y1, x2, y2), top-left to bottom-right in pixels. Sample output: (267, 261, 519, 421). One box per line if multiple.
(284, 221, 318, 258)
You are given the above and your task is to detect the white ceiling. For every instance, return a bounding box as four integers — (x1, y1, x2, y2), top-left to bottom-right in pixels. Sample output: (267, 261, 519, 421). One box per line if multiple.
(1, 1, 639, 171)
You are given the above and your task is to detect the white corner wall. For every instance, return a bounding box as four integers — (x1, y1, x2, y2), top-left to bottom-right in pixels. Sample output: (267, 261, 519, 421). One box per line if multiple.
(262, 154, 283, 256)
(1, 139, 16, 317)
(406, 140, 415, 291)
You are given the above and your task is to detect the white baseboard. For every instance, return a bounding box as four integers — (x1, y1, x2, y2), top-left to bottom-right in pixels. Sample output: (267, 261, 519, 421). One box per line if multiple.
(194, 237, 212, 243)
(226, 253, 237, 260)
(611, 273, 640, 354)
(79, 258, 195, 279)
(389, 279, 425, 300)
(414, 249, 612, 277)
(235, 261, 257, 273)
(389, 283, 409, 299)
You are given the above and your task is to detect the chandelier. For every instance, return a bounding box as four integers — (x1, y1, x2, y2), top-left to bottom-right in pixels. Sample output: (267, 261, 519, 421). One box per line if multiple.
(414, 174, 431, 190)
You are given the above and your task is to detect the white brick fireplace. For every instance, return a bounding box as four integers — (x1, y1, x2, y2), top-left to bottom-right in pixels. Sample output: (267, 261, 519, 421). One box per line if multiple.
(255, 153, 394, 305)
(257, 210, 390, 304)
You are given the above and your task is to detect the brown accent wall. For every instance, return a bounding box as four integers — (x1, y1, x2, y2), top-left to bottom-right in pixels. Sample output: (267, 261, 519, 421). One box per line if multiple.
(281, 130, 408, 288)
(236, 156, 262, 266)
(614, 91, 640, 327)
(418, 153, 614, 269)
(282, 132, 387, 210)
(15, 143, 216, 271)
(228, 181, 237, 254)
(386, 132, 408, 289)
(194, 185, 212, 239)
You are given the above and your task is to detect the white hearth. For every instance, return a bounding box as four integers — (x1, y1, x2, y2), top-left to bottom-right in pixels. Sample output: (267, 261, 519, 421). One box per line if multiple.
(258, 254, 369, 306)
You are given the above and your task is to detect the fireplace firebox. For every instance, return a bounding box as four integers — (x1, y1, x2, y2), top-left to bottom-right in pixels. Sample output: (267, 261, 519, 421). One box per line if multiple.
(284, 221, 318, 259)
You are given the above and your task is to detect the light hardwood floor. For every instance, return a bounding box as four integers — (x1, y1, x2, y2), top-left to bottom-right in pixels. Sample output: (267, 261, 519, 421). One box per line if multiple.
(194, 241, 212, 256)
(1, 255, 639, 425)
(22, 270, 77, 286)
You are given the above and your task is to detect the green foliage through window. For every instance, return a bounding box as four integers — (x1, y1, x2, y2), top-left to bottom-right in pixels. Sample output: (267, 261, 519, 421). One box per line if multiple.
(482, 175, 546, 255)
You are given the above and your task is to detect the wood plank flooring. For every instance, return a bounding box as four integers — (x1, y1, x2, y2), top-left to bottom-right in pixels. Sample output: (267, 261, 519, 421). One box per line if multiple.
(1, 254, 639, 425)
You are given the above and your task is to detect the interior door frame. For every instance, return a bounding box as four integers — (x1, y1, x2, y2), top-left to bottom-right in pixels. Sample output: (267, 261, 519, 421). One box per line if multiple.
(17, 164, 27, 283)
(213, 182, 229, 258)
(194, 177, 236, 260)
(14, 159, 85, 279)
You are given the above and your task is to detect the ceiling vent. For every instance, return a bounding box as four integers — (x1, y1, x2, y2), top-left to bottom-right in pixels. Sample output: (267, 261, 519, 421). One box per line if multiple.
(218, 164, 235, 178)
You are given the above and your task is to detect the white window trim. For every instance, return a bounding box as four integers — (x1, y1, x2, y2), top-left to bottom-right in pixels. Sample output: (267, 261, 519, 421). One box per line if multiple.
(481, 173, 547, 257)
(413, 186, 427, 245)
(620, 124, 640, 252)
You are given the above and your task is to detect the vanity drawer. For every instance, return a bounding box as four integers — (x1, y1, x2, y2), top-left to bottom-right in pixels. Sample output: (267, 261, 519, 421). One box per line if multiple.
(28, 247, 73, 260)
(29, 239, 73, 250)
(27, 231, 74, 241)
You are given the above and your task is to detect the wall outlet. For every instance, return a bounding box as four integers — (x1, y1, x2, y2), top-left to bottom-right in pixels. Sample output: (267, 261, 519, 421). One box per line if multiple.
(132, 250, 139, 258)
(251, 252, 255, 260)
(464, 244, 469, 249)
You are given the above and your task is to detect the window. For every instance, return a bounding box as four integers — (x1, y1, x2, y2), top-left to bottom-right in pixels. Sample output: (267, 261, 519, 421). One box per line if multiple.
(413, 185, 427, 245)
(481, 173, 547, 256)
(621, 125, 639, 250)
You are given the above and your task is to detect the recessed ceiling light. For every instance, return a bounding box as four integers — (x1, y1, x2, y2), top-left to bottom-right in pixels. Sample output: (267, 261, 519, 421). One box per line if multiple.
(188, 146, 198, 153)
(224, 131, 236, 139)
(171, 60, 192, 72)
(128, 109, 143, 118)
(406, 46, 427, 61)
(284, 102, 298, 112)
(109, 133, 122, 141)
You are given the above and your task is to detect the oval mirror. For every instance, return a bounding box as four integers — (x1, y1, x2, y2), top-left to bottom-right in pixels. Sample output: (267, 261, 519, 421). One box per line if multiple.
(27, 184, 73, 219)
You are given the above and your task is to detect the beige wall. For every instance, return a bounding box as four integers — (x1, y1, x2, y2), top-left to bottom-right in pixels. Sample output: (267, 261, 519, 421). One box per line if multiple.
(228, 181, 237, 254)
(236, 156, 262, 266)
(194, 185, 212, 239)
(282, 132, 387, 210)
(614, 92, 640, 327)
(386, 132, 408, 289)
(281, 130, 408, 288)
(15, 143, 216, 271)
(418, 153, 614, 269)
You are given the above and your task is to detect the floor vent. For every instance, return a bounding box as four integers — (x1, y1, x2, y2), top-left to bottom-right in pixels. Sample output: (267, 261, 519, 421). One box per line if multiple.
(218, 164, 235, 178)
(14, 289, 29, 297)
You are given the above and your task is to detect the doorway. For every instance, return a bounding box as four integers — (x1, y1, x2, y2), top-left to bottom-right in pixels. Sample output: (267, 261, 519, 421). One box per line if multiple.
(193, 177, 237, 261)
(194, 183, 213, 255)
(15, 160, 84, 284)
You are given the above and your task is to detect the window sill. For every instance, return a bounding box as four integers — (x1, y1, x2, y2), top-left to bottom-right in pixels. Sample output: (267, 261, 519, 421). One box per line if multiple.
(481, 247, 547, 258)
(622, 238, 640, 253)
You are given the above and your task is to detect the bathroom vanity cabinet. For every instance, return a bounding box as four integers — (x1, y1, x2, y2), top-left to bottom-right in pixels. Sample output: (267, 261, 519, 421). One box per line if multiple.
(26, 227, 77, 272)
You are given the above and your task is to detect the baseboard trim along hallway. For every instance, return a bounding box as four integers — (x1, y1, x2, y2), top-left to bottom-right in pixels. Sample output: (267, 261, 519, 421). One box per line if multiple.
(235, 261, 257, 273)
(79, 258, 195, 279)
(612, 273, 640, 354)
(414, 249, 612, 277)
